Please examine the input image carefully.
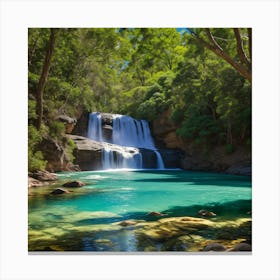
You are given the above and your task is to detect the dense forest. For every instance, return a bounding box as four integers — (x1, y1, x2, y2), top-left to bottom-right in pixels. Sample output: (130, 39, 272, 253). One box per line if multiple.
(28, 28, 251, 172)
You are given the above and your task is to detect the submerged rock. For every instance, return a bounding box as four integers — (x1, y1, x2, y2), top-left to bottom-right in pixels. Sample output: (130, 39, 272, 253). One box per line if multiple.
(50, 188, 70, 195)
(203, 242, 226, 252)
(137, 216, 214, 241)
(62, 180, 85, 188)
(117, 220, 138, 227)
(147, 211, 168, 217)
(228, 242, 252, 251)
(198, 209, 217, 217)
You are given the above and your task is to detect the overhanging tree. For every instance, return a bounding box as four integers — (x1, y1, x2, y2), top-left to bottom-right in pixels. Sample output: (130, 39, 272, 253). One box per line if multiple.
(188, 28, 252, 83)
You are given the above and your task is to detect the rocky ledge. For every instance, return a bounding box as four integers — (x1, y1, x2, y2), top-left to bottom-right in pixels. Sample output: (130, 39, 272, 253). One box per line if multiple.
(67, 134, 182, 170)
(67, 135, 140, 170)
(28, 170, 58, 188)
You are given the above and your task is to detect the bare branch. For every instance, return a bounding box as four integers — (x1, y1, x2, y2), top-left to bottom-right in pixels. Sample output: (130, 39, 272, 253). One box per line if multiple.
(233, 28, 251, 68)
(191, 31, 252, 83)
(205, 28, 223, 51)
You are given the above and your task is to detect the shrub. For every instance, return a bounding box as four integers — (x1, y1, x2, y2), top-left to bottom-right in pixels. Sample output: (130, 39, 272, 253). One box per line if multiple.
(28, 150, 47, 171)
(28, 125, 47, 171)
(48, 121, 65, 140)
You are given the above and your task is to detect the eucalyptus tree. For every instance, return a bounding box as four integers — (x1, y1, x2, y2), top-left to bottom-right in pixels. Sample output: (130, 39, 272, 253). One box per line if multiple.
(187, 28, 252, 83)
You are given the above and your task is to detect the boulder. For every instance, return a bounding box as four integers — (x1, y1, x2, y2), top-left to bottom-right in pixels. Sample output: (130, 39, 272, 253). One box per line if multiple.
(55, 115, 77, 134)
(28, 176, 47, 187)
(203, 242, 226, 252)
(62, 180, 85, 188)
(50, 188, 70, 195)
(29, 170, 57, 181)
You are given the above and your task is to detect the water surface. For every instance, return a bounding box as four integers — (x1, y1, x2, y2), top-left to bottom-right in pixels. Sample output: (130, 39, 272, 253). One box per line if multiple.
(28, 170, 252, 252)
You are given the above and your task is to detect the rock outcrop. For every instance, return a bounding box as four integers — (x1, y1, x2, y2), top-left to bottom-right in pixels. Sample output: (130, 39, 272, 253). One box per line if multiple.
(28, 176, 47, 188)
(72, 112, 114, 140)
(152, 110, 251, 175)
(39, 136, 73, 172)
(71, 112, 89, 137)
(55, 115, 77, 134)
(152, 110, 183, 149)
(67, 135, 141, 170)
(29, 170, 58, 181)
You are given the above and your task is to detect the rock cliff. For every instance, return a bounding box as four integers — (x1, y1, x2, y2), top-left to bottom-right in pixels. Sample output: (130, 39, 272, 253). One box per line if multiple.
(152, 110, 251, 176)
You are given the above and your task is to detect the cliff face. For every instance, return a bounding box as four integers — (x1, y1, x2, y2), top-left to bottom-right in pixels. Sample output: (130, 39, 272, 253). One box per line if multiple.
(152, 111, 251, 176)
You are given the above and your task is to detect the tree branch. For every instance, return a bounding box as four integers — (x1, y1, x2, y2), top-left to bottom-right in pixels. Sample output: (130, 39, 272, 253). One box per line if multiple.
(233, 28, 251, 68)
(190, 29, 252, 83)
(205, 28, 223, 51)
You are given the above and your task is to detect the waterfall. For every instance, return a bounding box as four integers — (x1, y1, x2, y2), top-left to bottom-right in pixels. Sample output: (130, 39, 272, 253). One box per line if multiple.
(154, 151, 164, 170)
(102, 145, 143, 170)
(88, 112, 103, 142)
(87, 112, 164, 170)
(112, 115, 155, 149)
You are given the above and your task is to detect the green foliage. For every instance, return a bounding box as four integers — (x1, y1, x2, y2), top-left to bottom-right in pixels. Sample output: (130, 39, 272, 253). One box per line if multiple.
(28, 27, 251, 170)
(171, 109, 185, 124)
(28, 150, 47, 171)
(135, 93, 170, 121)
(28, 72, 39, 94)
(48, 121, 65, 140)
(28, 125, 47, 171)
(65, 138, 76, 162)
(177, 113, 222, 144)
(28, 100, 37, 120)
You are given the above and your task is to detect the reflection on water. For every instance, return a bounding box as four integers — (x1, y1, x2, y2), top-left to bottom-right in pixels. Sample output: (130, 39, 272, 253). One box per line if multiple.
(28, 170, 252, 252)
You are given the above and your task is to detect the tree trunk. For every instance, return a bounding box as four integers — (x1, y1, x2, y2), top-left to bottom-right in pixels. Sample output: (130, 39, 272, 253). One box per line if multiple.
(35, 28, 56, 129)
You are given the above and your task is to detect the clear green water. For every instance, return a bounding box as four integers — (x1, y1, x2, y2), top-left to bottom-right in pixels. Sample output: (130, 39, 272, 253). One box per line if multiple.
(28, 170, 252, 252)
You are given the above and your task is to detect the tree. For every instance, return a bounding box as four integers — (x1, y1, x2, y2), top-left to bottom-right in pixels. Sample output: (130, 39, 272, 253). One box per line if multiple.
(35, 28, 56, 129)
(188, 28, 252, 83)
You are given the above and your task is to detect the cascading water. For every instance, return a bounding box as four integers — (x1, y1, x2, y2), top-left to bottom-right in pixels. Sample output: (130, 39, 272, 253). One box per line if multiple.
(112, 115, 155, 149)
(88, 112, 103, 142)
(102, 144, 143, 170)
(87, 112, 164, 170)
